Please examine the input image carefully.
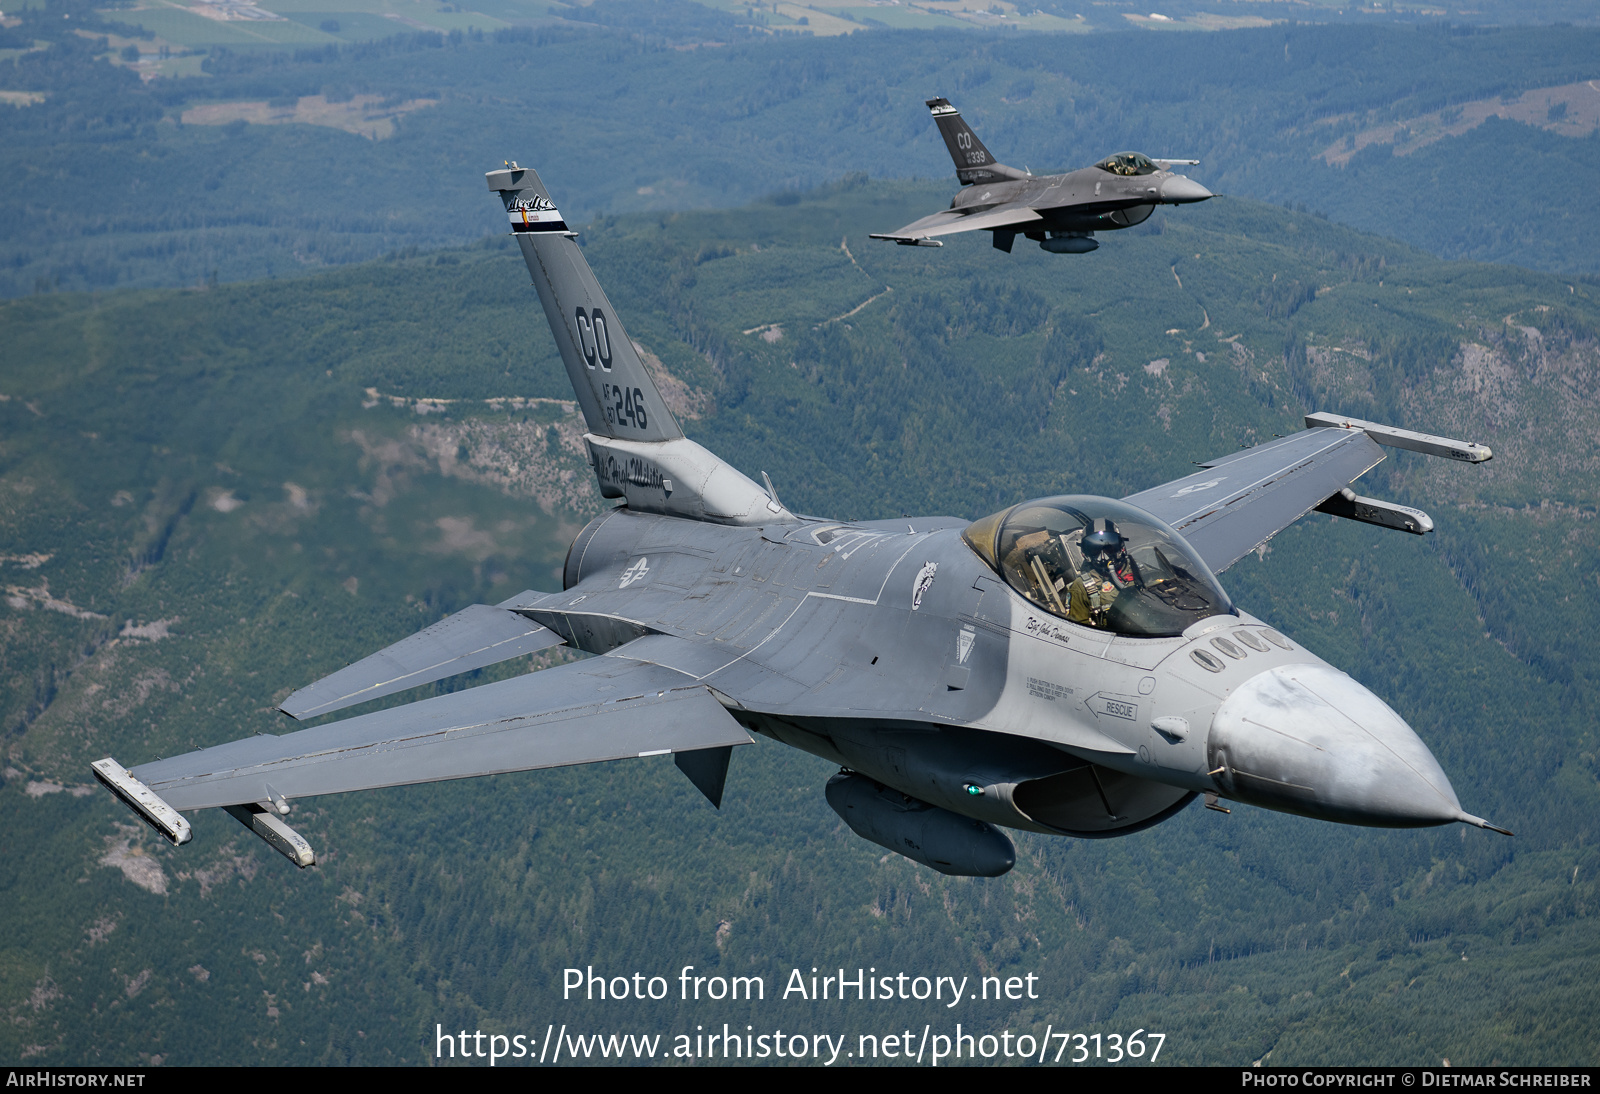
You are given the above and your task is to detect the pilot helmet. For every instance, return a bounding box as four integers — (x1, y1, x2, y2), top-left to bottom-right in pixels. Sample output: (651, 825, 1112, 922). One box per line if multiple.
(1080, 525, 1126, 559)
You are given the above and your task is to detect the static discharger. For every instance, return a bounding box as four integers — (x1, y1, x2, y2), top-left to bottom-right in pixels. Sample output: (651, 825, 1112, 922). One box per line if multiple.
(91, 758, 191, 846)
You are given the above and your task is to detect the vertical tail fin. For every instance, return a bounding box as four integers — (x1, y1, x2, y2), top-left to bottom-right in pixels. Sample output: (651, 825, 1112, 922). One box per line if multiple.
(487, 164, 791, 526)
(925, 98, 1028, 185)
(487, 164, 683, 444)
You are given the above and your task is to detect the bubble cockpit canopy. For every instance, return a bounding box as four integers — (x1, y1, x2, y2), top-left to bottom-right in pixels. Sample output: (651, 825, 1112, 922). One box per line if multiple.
(963, 496, 1233, 638)
(1094, 151, 1159, 177)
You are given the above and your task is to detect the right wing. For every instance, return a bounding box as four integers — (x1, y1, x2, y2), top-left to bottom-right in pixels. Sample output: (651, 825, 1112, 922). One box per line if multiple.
(871, 203, 1041, 246)
(115, 651, 752, 813)
(1123, 414, 1490, 574)
(1123, 427, 1386, 574)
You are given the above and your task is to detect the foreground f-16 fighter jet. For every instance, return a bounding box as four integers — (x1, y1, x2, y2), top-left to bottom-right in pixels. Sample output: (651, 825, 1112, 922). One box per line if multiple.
(871, 97, 1212, 254)
(94, 165, 1508, 879)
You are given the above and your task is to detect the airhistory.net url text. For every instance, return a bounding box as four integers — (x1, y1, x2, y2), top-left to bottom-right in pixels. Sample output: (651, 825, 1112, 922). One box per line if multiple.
(434, 1022, 1165, 1065)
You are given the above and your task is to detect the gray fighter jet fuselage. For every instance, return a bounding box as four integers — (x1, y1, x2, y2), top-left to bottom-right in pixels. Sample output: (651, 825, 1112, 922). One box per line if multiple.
(872, 98, 1213, 254)
(91, 164, 1505, 881)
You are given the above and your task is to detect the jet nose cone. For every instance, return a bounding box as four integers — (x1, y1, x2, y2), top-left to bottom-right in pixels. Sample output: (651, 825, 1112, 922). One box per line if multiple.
(1208, 664, 1463, 828)
(1161, 176, 1213, 204)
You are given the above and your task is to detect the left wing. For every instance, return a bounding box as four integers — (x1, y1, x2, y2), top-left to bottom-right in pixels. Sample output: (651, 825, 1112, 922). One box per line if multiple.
(1123, 414, 1490, 574)
(871, 203, 1041, 246)
(95, 651, 754, 861)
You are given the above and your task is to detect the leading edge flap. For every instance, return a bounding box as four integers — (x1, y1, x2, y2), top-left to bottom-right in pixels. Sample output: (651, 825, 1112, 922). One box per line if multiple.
(487, 164, 683, 445)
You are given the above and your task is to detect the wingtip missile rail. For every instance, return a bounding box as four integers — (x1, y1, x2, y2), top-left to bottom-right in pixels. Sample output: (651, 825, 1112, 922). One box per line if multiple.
(1305, 412, 1493, 464)
(91, 758, 192, 846)
(92, 756, 317, 865)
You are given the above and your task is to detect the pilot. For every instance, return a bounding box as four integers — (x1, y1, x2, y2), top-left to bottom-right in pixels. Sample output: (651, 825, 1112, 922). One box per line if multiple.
(1069, 526, 1136, 627)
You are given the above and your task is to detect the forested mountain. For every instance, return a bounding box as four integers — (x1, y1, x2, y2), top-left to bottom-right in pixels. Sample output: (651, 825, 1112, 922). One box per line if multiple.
(2, 4, 1599, 296)
(2, 182, 1597, 1065)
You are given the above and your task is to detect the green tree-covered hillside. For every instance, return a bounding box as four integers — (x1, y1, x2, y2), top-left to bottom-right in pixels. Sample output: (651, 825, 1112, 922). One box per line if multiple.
(4, 9, 1600, 295)
(2, 185, 1598, 1065)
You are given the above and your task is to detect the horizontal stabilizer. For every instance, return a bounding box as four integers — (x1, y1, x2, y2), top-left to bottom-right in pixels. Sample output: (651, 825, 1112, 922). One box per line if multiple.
(1316, 488, 1433, 535)
(134, 654, 754, 811)
(279, 598, 562, 720)
(1304, 412, 1492, 463)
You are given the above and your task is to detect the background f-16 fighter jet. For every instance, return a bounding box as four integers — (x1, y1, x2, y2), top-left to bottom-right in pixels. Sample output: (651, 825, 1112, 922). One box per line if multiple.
(94, 164, 1507, 880)
(872, 97, 1213, 254)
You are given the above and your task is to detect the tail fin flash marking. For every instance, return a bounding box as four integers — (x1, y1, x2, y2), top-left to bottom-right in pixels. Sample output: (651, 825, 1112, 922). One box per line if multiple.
(507, 192, 570, 234)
